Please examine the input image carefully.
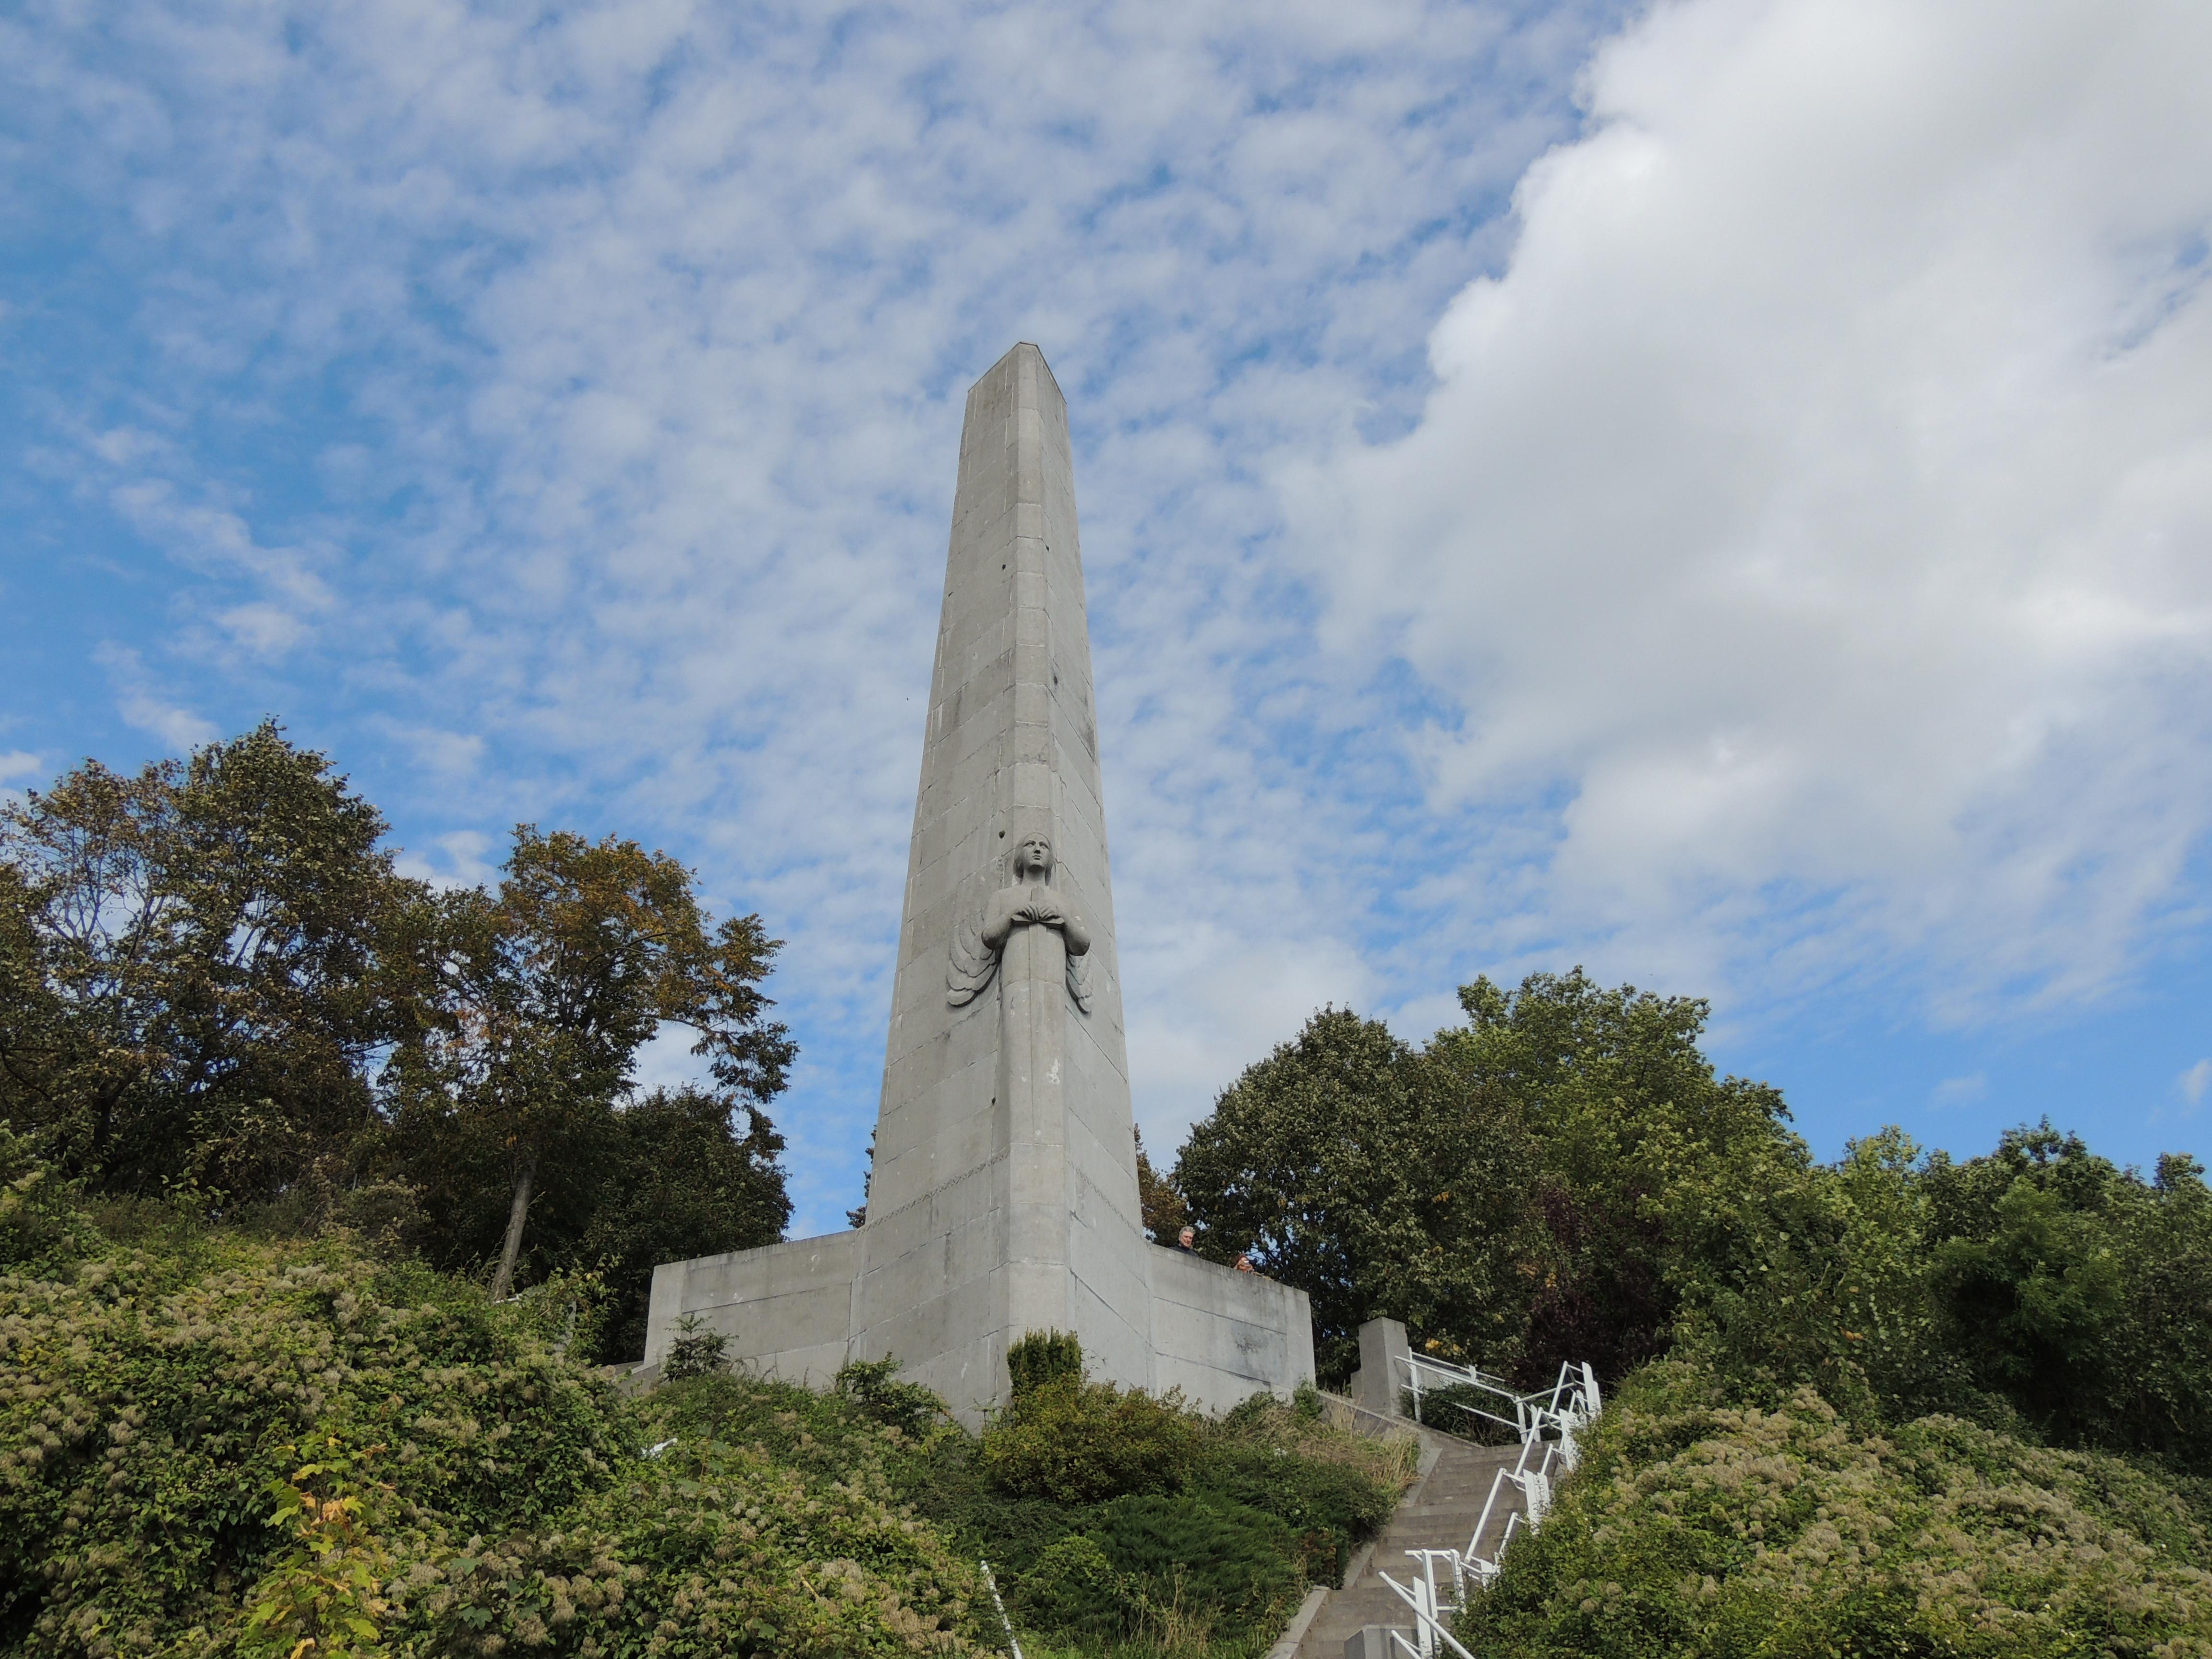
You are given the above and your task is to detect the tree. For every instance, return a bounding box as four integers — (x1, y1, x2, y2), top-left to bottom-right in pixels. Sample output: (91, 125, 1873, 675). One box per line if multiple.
(1134, 1126, 1186, 1244)
(1431, 972, 1808, 1383)
(580, 1087, 790, 1357)
(1174, 1006, 1540, 1382)
(1174, 972, 1806, 1386)
(1923, 1125, 2212, 1467)
(388, 826, 795, 1299)
(1678, 1126, 1964, 1420)
(0, 725, 421, 1199)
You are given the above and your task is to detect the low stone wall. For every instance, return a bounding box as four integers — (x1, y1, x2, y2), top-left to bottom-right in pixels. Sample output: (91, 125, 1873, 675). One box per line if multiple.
(643, 1229, 860, 1388)
(1148, 1243, 1316, 1414)
(642, 1229, 1317, 1416)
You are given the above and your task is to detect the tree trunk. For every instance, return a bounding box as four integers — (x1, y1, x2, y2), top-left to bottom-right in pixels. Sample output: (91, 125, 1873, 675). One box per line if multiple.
(491, 1156, 536, 1301)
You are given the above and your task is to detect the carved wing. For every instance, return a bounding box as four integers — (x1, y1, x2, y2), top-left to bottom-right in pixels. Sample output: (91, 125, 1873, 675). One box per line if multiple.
(946, 910, 999, 1006)
(1065, 948, 1093, 1015)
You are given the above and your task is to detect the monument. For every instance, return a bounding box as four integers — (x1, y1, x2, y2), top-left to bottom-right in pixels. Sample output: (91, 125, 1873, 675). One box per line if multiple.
(642, 343, 1314, 1419)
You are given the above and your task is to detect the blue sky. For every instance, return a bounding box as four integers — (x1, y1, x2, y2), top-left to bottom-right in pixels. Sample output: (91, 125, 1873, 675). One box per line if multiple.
(5, 0, 2209, 1238)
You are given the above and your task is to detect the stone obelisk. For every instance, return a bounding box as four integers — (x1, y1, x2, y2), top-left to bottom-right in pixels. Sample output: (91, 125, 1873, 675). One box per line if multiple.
(641, 345, 1313, 1422)
(849, 342, 1155, 1410)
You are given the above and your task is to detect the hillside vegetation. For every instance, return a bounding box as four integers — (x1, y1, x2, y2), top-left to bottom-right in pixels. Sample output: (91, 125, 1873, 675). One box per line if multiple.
(1172, 982, 2212, 1653)
(1175, 981, 2212, 1474)
(0, 726, 794, 1360)
(1462, 1362, 2212, 1658)
(13, 724, 2212, 1656)
(0, 1146, 1409, 1659)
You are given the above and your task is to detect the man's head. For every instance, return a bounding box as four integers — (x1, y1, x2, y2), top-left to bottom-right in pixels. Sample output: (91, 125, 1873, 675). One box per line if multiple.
(1014, 836, 1053, 879)
(1178, 1225, 1195, 1249)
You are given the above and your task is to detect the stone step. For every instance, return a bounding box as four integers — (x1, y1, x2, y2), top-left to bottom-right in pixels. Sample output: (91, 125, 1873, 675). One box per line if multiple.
(1293, 1428, 1527, 1659)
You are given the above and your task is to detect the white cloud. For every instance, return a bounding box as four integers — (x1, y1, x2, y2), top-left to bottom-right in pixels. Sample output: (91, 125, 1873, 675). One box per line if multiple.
(2181, 1059, 2212, 1113)
(0, 751, 40, 785)
(24, 0, 2209, 1225)
(1932, 1072, 1987, 1108)
(3, 0, 1615, 1227)
(1291, 0, 2212, 1024)
(392, 830, 502, 892)
(93, 644, 218, 752)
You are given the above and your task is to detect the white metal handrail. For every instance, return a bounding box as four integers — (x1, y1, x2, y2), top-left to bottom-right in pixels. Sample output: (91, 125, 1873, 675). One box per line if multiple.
(1395, 1353, 1603, 1442)
(1399, 1351, 1529, 1435)
(1378, 1568, 1479, 1659)
(1381, 1358, 1605, 1653)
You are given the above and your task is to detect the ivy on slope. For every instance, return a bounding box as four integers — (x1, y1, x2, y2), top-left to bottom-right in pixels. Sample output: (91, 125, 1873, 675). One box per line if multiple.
(0, 1197, 988, 1659)
(1462, 1361, 2212, 1659)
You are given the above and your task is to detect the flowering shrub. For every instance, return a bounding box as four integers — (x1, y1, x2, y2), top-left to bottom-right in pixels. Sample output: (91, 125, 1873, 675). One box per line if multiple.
(0, 1160, 1413, 1659)
(1460, 1361, 2212, 1658)
(0, 1200, 986, 1659)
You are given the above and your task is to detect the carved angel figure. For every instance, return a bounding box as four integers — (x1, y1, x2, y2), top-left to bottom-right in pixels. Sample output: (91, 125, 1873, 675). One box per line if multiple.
(946, 835, 1094, 1012)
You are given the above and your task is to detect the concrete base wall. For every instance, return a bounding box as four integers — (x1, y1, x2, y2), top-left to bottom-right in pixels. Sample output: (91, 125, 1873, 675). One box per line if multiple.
(1347, 1315, 1411, 1419)
(643, 1229, 861, 1389)
(642, 1230, 1315, 1421)
(1149, 1245, 1316, 1415)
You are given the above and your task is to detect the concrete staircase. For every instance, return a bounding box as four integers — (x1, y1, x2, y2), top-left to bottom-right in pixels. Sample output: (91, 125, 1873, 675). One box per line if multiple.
(1292, 1429, 1527, 1658)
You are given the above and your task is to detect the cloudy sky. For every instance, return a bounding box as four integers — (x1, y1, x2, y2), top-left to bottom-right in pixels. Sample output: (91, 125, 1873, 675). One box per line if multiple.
(5, 0, 2208, 1236)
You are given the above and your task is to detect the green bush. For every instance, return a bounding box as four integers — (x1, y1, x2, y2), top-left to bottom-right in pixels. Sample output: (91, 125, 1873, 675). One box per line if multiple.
(1013, 1535, 1141, 1639)
(1459, 1360, 2212, 1659)
(0, 1124, 91, 1276)
(1008, 1329, 1086, 1398)
(1086, 1495, 1303, 1629)
(661, 1310, 729, 1379)
(981, 1376, 1198, 1504)
(1190, 1444, 1391, 1585)
(837, 1356, 949, 1439)
(0, 1141, 1416, 1659)
(0, 1181, 989, 1659)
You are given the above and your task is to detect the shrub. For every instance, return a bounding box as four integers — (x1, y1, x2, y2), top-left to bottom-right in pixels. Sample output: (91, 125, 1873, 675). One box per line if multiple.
(1189, 1394, 1404, 1588)
(1459, 1360, 2212, 1659)
(662, 1310, 729, 1379)
(1191, 1444, 1390, 1584)
(837, 1356, 948, 1439)
(1007, 1328, 1085, 1397)
(981, 1376, 1198, 1503)
(0, 1124, 91, 1276)
(1013, 1534, 1140, 1639)
(1087, 1494, 1304, 1629)
(0, 1180, 990, 1659)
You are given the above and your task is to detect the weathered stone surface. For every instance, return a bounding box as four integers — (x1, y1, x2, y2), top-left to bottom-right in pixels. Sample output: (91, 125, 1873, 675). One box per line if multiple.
(644, 1230, 861, 1388)
(1151, 1244, 1317, 1414)
(641, 343, 1314, 1422)
(849, 342, 1154, 1414)
(1352, 1315, 1412, 1419)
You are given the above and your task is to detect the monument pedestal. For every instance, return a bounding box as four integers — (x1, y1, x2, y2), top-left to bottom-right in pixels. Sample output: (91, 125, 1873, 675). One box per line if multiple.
(644, 1229, 1313, 1420)
(643, 343, 1313, 1421)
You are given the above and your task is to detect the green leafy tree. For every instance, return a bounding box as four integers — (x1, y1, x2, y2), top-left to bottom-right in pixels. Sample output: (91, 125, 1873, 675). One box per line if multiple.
(391, 1082, 789, 1359)
(1133, 1125, 1187, 1244)
(1176, 973, 1807, 1385)
(1922, 1125, 2212, 1467)
(1175, 1006, 1542, 1381)
(579, 1086, 790, 1357)
(1678, 1126, 1962, 1419)
(1431, 972, 1807, 1383)
(387, 826, 795, 1299)
(0, 724, 422, 1200)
